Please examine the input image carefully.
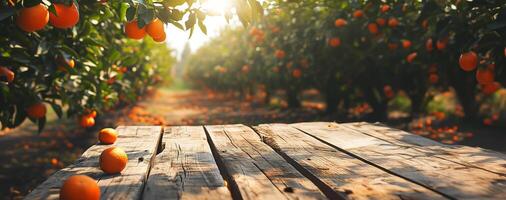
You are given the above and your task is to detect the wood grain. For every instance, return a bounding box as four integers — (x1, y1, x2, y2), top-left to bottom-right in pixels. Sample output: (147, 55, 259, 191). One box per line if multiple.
(142, 126, 232, 200)
(255, 123, 446, 200)
(25, 126, 162, 200)
(205, 124, 326, 200)
(345, 122, 506, 175)
(293, 122, 506, 199)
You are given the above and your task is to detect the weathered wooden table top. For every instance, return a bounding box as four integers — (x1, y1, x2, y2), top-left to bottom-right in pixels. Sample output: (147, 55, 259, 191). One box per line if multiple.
(26, 122, 506, 200)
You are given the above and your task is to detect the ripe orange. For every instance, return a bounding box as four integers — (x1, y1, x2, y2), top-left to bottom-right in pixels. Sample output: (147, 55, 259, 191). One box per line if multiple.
(100, 147, 128, 174)
(328, 37, 341, 47)
(388, 18, 399, 27)
(402, 40, 411, 49)
(380, 5, 390, 13)
(406, 52, 417, 63)
(60, 175, 100, 200)
(0, 67, 15, 83)
(292, 69, 302, 78)
(275, 50, 286, 59)
(334, 18, 347, 27)
(383, 85, 394, 98)
(353, 10, 364, 18)
(89, 110, 97, 118)
(476, 68, 494, 84)
(367, 23, 379, 34)
(376, 18, 386, 26)
(436, 37, 448, 50)
(58, 58, 75, 72)
(27, 103, 46, 119)
(459, 51, 478, 71)
(429, 74, 439, 84)
(482, 82, 501, 95)
(425, 38, 433, 52)
(79, 115, 95, 128)
(125, 20, 146, 40)
(16, 4, 49, 32)
(98, 128, 118, 144)
(49, 3, 80, 29)
(387, 43, 398, 50)
(146, 18, 165, 39)
(153, 31, 166, 43)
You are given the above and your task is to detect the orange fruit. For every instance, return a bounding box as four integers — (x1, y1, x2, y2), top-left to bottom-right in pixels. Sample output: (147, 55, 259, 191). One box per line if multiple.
(275, 50, 286, 59)
(459, 51, 478, 71)
(328, 37, 341, 47)
(292, 69, 302, 78)
(436, 37, 448, 50)
(125, 20, 146, 40)
(16, 4, 49, 32)
(402, 40, 411, 49)
(425, 38, 433, 52)
(406, 52, 417, 63)
(146, 18, 165, 39)
(368, 23, 379, 34)
(153, 31, 166, 43)
(388, 18, 399, 27)
(98, 128, 118, 144)
(387, 43, 398, 50)
(334, 18, 347, 27)
(100, 147, 128, 174)
(49, 3, 79, 29)
(58, 58, 75, 72)
(380, 5, 390, 13)
(60, 175, 100, 200)
(79, 115, 95, 128)
(353, 10, 364, 18)
(482, 82, 501, 95)
(0, 67, 15, 83)
(27, 103, 46, 119)
(476, 68, 494, 84)
(383, 85, 394, 98)
(376, 18, 386, 26)
(429, 74, 439, 84)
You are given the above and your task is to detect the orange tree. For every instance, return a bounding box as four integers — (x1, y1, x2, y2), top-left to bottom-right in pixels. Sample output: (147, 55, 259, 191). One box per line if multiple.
(0, 0, 262, 131)
(185, 0, 505, 123)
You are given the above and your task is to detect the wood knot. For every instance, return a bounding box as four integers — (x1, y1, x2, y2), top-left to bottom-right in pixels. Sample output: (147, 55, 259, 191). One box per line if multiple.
(138, 157, 144, 162)
(283, 187, 294, 193)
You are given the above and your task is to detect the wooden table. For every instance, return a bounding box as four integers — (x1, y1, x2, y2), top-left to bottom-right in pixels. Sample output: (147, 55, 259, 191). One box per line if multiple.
(25, 122, 506, 199)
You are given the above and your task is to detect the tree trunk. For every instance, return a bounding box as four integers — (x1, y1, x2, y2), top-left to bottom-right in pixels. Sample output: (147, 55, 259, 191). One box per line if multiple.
(449, 66, 478, 122)
(286, 88, 301, 108)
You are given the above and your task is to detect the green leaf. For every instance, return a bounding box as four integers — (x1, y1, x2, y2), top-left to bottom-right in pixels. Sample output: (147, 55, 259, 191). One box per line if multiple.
(185, 12, 196, 30)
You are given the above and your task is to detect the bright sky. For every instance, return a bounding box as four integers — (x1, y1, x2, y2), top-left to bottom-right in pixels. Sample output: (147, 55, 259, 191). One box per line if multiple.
(164, 0, 240, 58)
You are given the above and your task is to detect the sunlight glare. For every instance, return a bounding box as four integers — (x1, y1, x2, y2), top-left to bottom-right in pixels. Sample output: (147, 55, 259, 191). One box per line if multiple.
(201, 0, 232, 15)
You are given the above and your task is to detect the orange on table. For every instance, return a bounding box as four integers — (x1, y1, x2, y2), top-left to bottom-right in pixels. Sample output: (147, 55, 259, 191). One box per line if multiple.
(16, 3, 49, 32)
(27, 103, 47, 119)
(49, 3, 80, 29)
(125, 20, 146, 40)
(60, 175, 100, 200)
(100, 147, 128, 174)
(99, 128, 118, 144)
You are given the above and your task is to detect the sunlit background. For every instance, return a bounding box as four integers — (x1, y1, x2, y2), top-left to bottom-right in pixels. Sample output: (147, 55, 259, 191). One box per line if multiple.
(165, 0, 239, 57)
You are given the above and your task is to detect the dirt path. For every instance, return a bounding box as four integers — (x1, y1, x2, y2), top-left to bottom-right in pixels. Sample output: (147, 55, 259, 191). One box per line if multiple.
(1, 88, 504, 199)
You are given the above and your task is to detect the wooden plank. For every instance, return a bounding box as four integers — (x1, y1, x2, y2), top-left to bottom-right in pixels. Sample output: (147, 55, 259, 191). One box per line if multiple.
(344, 122, 506, 175)
(255, 123, 445, 200)
(25, 126, 162, 200)
(204, 124, 326, 200)
(293, 122, 506, 199)
(142, 126, 232, 200)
